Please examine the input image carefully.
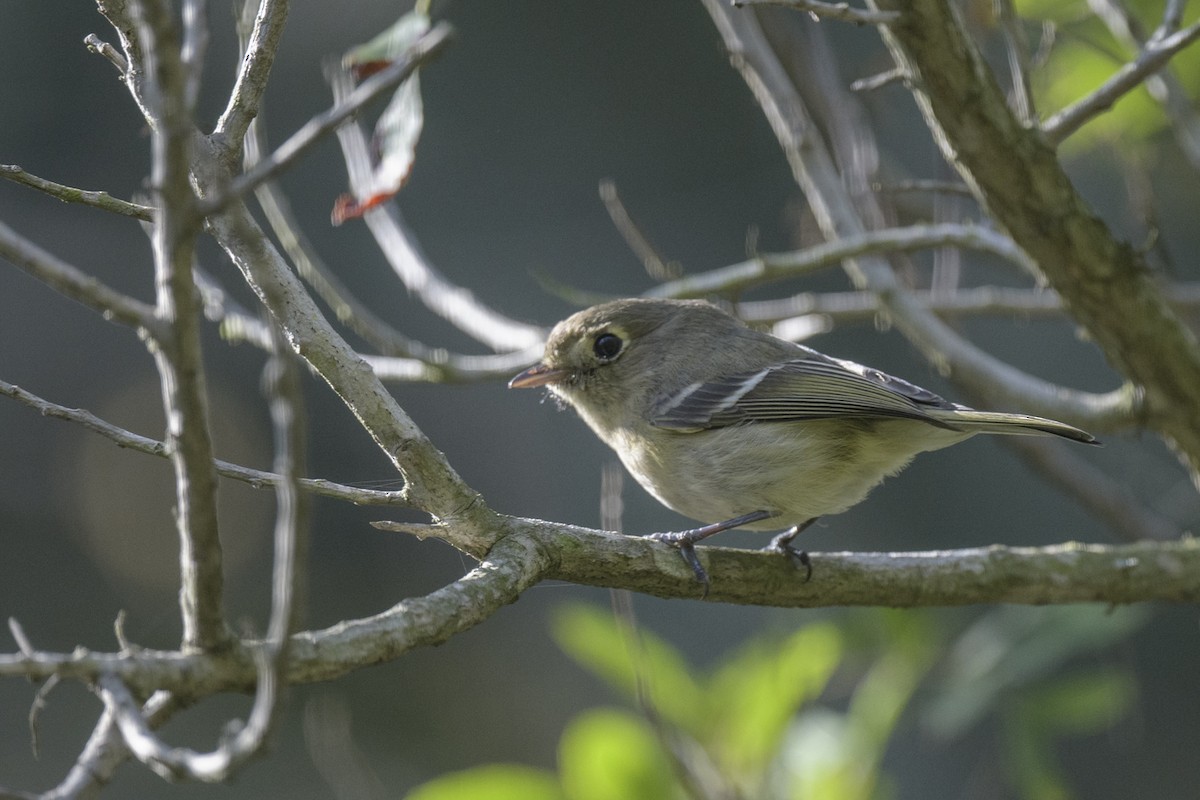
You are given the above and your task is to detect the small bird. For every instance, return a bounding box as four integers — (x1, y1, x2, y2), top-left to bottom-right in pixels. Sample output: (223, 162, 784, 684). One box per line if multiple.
(509, 298, 1096, 592)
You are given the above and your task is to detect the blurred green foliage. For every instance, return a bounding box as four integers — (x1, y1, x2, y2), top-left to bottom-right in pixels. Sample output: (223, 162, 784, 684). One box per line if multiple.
(401, 602, 1146, 800)
(1006, 0, 1200, 151)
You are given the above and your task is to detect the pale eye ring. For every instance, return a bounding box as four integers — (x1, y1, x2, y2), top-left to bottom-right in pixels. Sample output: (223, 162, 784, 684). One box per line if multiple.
(592, 332, 622, 362)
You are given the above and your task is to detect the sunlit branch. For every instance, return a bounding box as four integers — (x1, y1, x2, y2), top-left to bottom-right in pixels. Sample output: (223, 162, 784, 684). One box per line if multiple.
(215, 0, 290, 143)
(1042, 17, 1200, 145)
(329, 68, 545, 353)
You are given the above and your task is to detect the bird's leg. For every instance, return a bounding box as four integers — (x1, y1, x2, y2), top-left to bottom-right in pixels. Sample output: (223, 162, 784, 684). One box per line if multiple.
(764, 518, 817, 582)
(646, 510, 775, 597)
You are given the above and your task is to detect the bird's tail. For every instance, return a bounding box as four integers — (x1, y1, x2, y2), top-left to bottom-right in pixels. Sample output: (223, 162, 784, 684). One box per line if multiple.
(930, 408, 1098, 444)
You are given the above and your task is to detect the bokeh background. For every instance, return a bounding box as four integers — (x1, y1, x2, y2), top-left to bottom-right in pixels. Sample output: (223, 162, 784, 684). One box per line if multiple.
(2, 1, 1198, 797)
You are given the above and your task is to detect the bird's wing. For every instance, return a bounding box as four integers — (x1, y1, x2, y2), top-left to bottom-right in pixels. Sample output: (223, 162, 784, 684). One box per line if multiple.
(649, 355, 963, 432)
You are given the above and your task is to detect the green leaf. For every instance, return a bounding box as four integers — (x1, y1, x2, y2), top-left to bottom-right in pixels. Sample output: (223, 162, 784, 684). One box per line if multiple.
(551, 604, 705, 734)
(1021, 668, 1138, 735)
(558, 709, 678, 800)
(925, 606, 1147, 738)
(704, 623, 842, 776)
(403, 765, 564, 800)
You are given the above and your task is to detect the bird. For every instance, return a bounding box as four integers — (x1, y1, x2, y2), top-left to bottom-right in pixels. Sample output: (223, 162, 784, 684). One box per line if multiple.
(509, 298, 1097, 593)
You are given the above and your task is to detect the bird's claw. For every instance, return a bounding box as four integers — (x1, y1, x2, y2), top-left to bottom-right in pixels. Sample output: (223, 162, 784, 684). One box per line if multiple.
(764, 538, 813, 582)
(646, 532, 711, 599)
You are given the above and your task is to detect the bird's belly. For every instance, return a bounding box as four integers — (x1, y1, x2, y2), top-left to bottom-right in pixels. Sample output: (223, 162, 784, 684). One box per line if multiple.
(612, 420, 960, 530)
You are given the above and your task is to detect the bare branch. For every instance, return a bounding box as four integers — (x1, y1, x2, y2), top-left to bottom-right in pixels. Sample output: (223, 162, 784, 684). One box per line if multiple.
(43, 693, 182, 800)
(0, 164, 155, 221)
(739, 283, 1200, 325)
(363, 347, 544, 384)
(329, 69, 545, 352)
(84, 32, 129, 74)
(0, 219, 160, 333)
(1042, 17, 1200, 144)
(203, 23, 454, 215)
(645, 223, 1038, 298)
(733, 0, 898, 25)
(875, 0, 1200, 474)
(215, 0, 290, 143)
(244, 117, 541, 378)
(0, 378, 409, 506)
(599, 179, 682, 281)
(1001, 436, 1181, 543)
(702, 2, 1139, 432)
(195, 165, 482, 519)
(132, 0, 229, 653)
(1088, 0, 1200, 171)
(995, 0, 1036, 123)
(180, 0, 208, 111)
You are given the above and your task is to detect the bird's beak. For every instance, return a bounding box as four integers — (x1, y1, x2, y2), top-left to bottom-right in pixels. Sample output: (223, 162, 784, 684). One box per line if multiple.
(508, 363, 570, 389)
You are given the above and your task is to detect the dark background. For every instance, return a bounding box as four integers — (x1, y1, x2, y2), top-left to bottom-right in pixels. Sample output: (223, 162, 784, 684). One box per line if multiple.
(1, 2, 1198, 797)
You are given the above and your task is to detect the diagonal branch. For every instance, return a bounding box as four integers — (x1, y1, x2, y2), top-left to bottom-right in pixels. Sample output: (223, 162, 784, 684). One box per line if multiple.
(0, 220, 160, 334)
(873, 0, 1200, 478)
(329, 70, 545, 353)
(202, 22, 454, 215)
(702, 2, 1140, 432)
(1041, 16, 1200, 145)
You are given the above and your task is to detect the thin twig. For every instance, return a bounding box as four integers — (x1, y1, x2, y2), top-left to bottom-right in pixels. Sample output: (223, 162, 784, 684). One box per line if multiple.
(850, 67, 905, 91)
(872, 178, 974, 196)
(245, 117, 539, 374)
(1088, 0, 1200, 170)
(646, 223, 1038, 298)
(329, 69, 545, 353)
(202, 22, 453, 215)
(0, 219, 161, 334)
(995, 0, 1037, 124)
(733, 0, 899, 25)
(598, 179, 682, 281)
(84, 32, 129, 74)
(215, 0, 290, 143)
(0, 164, 155, 221)
(1042, 18, 1200, 144)
(1000, 435, 1180, 543)
(703, 2, 1140, 431)
(0, 378, 409, 506)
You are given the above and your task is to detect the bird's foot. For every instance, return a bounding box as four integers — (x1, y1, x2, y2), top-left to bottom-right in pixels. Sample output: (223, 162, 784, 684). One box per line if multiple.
(763, 521, 817, 582)
(645, 510, 775, 598)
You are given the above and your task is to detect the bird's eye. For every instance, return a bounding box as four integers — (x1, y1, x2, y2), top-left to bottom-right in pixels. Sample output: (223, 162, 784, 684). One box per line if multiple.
(592, 332, 623, 362)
